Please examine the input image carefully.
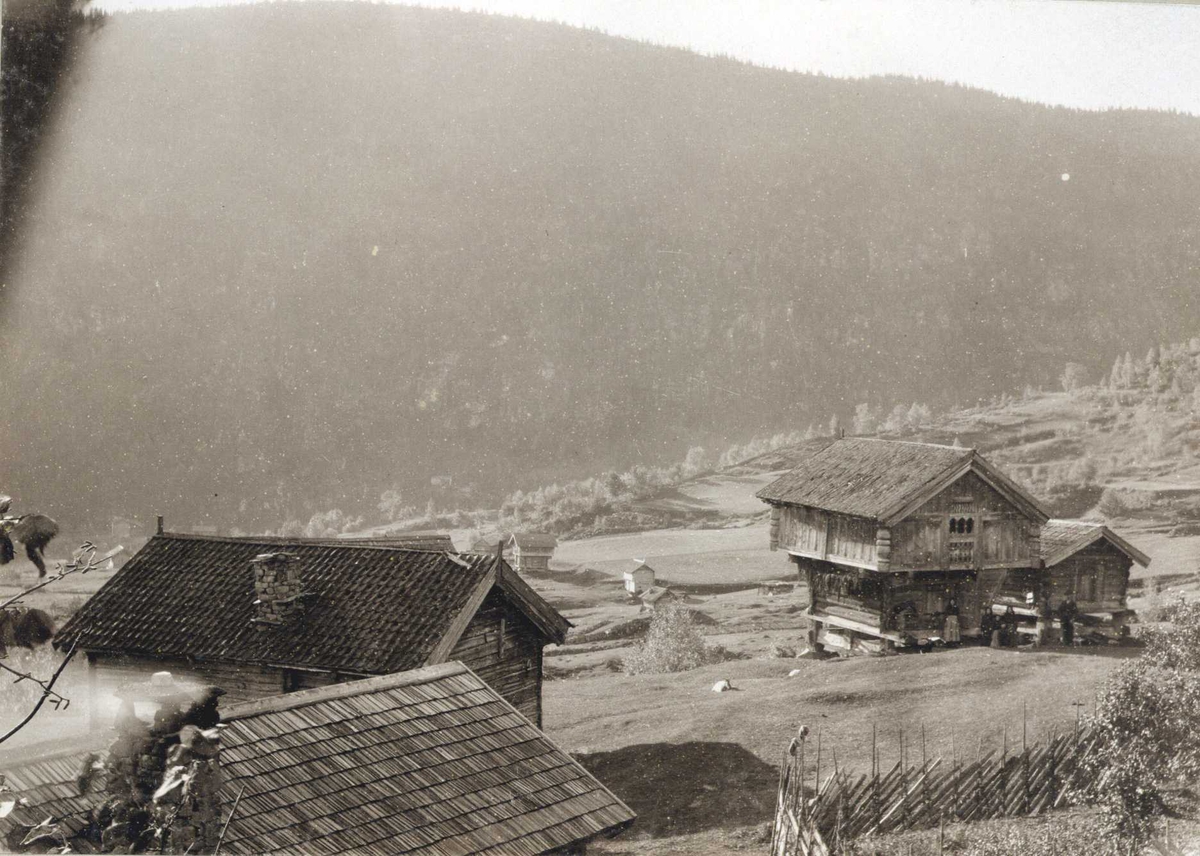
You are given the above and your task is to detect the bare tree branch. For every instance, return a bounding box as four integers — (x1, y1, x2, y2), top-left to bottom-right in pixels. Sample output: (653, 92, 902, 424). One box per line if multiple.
(0, 660, 69, 709)
(0, 542, 117, 612)
(0, 642, 77, 747)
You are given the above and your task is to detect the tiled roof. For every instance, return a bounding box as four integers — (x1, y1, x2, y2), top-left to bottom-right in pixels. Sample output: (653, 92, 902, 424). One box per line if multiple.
(509, 533, 558, 552)
(217, 662, 635, 855)
(757, 438, 1047, 525)
(56, 533, 567, 674)
(1041, 519, 1151, 568)
(0, 742, 108, 846)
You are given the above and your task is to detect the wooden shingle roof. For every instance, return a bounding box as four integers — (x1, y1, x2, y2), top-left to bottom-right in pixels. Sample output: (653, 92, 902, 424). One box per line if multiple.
(217, 662, 636, 855)
(508, 533, 558, 552)
(1040, 519, 1151, 568)
(55, 533, 568, 674)
(757, 438, 1049, 526)
(0, 741, 107, 847)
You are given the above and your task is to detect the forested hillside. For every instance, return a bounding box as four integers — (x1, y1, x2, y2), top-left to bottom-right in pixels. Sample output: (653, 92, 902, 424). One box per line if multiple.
(3, 3, 1200, 533)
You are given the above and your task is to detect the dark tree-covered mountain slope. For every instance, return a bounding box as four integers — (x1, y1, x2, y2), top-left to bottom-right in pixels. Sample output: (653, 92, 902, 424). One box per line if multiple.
(2, 3, 1199, 532)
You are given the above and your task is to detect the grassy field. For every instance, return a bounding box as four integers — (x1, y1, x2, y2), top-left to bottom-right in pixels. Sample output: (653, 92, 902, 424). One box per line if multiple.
(547, 646, 1126, 846)
(630, 473, 782, 517)
(553, 522, 785, 585)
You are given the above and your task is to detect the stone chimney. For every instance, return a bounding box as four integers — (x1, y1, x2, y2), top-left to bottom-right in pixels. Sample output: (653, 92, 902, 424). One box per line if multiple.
(251, 552, 304, 628)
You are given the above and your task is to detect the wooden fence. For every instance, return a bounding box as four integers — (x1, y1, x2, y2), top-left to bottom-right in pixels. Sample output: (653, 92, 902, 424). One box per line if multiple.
(772, 724, 1101, 856)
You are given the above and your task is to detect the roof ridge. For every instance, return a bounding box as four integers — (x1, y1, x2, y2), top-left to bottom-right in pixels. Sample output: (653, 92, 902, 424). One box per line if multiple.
(222, 662, 469, 721)
(841, 437, 976, 453)
(154, 531, 455, 553)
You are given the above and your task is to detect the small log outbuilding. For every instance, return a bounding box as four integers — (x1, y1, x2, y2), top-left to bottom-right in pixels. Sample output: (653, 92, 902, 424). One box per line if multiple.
(508, 532, 558, 572)
(994, 519, 1150, 641)
(55, 532, 569, 725)
(758, 438, 1050, 653)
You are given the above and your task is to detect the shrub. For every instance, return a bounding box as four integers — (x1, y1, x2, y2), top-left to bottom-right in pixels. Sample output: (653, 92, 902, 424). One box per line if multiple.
(1078, 598, 1200, 852)
(1096, 489, 1130, 519)
(624, 601, 715, 675)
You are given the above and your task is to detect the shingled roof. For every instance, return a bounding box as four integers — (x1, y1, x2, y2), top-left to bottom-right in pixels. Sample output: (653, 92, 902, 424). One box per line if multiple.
(217, 662, 636, 855)
(1040, 519, 1151, 568)
(508, 533, 558, 552)
(757, 438, 1048, 526)
(55, 533, 568, 675)
(0, 740, 108, 849)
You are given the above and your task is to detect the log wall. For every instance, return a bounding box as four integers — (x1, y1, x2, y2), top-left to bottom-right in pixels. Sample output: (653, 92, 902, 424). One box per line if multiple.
(448, 589, 545, 726)
(1046, 542, 1131, 612)
(87, 653, 299, 714)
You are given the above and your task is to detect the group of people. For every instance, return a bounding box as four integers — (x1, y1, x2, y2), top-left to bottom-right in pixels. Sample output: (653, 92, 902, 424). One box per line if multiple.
(978, 600, 1081, 648)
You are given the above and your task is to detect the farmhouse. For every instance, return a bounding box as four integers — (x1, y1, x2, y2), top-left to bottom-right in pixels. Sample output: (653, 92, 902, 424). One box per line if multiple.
(758, 438, 1050, 654)
(0, 663, 636, 855)
(55, 531, 569, 725)
(508, 532, 558, 572)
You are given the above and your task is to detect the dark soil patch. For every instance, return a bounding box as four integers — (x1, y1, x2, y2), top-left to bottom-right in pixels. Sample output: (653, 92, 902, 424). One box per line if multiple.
(575, 741, 781, 837)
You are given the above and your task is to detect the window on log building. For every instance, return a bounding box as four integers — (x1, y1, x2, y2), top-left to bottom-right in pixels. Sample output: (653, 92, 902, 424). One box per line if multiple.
(948, 502, 975, 563)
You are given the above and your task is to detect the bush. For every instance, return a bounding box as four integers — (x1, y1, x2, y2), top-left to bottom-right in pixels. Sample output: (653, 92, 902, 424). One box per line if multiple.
(1078, 598, 1200, 852)
(624, 601, 718, 675)
(1096, 489, 1131, 519)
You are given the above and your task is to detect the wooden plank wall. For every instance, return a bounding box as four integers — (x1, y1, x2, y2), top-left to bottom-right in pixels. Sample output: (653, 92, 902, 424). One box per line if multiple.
(448, 589, 545, 726)
(779, 506, 828, 557)
(890, 472, 1033, 571)
(780, 507, 876, 567)
(828, 515, 877, 567)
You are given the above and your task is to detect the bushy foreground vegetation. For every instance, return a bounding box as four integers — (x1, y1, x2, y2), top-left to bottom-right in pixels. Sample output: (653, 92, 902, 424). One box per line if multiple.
(1076, 597, 1200, 852)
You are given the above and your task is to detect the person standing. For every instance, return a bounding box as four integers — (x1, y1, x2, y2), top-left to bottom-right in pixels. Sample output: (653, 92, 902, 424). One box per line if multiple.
(944, 595, 961, 646)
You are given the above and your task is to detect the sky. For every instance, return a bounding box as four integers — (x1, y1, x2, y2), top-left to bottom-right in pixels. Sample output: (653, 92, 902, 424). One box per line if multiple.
(78, 0, 1200, 115)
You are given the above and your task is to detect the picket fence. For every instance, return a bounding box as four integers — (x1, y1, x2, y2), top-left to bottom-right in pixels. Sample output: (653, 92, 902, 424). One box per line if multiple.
(771, 725, 1102, 856)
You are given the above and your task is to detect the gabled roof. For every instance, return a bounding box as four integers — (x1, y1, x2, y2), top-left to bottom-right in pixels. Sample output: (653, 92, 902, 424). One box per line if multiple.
(1040, 519, 1151, 568)
(217, 662, 636, 855)
(508, 532, 558, 552)
(756, 438, 1049, 526)
(55, 533, 568, 674)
